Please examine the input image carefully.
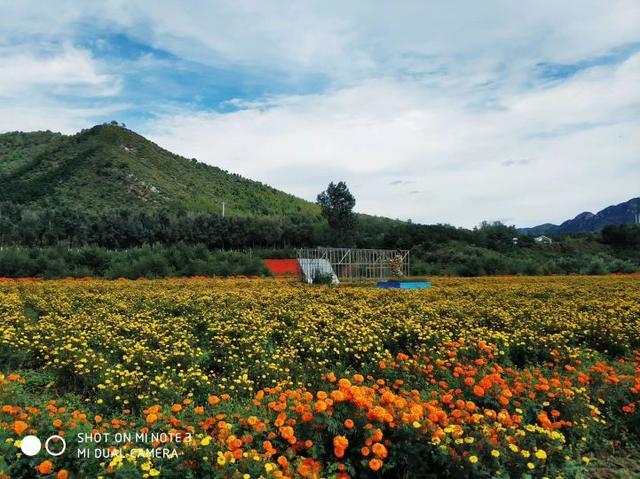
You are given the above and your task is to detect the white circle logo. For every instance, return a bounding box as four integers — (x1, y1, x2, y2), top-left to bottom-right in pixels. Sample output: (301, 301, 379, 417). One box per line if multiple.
(45, 435, 66, 456)
(20, 435, 42, 456)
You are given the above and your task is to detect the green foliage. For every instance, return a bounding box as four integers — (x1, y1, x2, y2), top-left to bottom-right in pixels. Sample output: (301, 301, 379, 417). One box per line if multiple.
(602, 224, 640, 248)
(317, 181, 357, 245)
(312, 270, 335, 285)
(414, 242, 639, 276)
(0, 244, 268, 279)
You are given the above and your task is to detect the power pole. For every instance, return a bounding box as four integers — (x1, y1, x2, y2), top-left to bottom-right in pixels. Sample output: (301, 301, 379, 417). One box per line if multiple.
(222, 202, 225, 218)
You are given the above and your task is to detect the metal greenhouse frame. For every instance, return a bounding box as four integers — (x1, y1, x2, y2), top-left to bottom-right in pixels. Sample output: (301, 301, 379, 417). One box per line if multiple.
(296, 247, 410, 282)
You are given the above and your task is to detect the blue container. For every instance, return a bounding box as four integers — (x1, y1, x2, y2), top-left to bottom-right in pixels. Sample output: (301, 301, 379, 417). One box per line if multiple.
(377, 281, 431, 289)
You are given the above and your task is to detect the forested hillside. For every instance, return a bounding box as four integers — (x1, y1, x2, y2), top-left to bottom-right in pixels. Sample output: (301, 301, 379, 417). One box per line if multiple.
(1, 124, 639, 279)
(0, 124, 320, 218)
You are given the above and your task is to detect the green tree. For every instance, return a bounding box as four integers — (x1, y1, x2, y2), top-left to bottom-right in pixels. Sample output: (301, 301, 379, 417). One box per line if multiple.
(316, 181, 357, 245)
(602, 224, 640, 248)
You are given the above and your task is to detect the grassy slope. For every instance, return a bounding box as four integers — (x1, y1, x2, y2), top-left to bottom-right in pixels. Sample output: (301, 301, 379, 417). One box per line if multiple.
(0, 125, 321, 218)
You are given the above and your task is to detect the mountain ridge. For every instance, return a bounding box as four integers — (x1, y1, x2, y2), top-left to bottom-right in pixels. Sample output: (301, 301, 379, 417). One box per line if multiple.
(520, 197, 640, 235)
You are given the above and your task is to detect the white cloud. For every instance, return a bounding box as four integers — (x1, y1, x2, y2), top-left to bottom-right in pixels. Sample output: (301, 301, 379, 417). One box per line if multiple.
(0, 42, 123, 133)
(4, 1, 640, 80)
(107, 1, 640, 83)
(0, 45, 121, 98)
(145, 54, 640, 227)
(0, 1, 639, 226)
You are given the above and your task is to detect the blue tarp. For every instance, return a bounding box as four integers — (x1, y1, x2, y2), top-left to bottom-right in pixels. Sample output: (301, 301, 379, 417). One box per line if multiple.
(377, 281, 431, 289)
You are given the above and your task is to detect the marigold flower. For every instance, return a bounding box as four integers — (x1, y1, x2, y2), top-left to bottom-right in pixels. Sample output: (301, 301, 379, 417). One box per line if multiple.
(12, 421, 28, 435)
(369, 458, 383, 471)
(280, 426, 295, 440)
(372, 442, 388, 459)
(315, 400, 328, 413)
(35, 460, 54, 475)
(535, 449, 547, 460)
(333, 435, 349, 450)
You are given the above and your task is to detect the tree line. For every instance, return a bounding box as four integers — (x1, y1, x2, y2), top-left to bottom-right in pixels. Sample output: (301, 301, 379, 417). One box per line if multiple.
(0, 203, 319, 249)
(0, 202, 545, 252)
(1, 180, 639, 279)
(0, 243, 268, 279)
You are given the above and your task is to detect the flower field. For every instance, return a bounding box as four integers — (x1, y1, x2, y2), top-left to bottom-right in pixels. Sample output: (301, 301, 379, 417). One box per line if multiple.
(1, 276, 639, 478)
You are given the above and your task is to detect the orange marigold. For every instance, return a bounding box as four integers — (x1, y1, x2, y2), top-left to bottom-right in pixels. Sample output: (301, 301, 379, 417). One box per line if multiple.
(372, 442, 388, 459)
(35, 460, 54, 475)
(12, 420, 28, 435)
(280, 426, 295, 440)
(146, 413, 158, 424)
(473, 385, 485, 397)
(333, 435, 349, 450)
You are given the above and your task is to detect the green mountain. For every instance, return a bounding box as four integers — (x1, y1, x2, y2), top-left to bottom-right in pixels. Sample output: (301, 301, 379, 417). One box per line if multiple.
(0, 124, 321, 218)
(520, 197, 640, 236)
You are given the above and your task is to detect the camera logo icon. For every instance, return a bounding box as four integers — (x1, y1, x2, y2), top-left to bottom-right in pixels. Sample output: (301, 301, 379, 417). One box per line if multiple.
(20, 435, 66, 457)
(20, 435, 41, 456)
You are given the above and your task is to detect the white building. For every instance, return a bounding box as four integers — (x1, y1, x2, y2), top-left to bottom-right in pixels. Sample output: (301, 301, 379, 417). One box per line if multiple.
(534, 235, 553, 244)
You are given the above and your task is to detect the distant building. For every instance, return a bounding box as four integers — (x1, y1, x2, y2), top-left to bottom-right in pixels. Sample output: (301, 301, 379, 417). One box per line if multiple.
(534, 235, 553, 244)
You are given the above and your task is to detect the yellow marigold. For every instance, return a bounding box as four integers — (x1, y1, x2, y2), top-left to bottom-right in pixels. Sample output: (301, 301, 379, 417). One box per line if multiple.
(535, 450, 547, 460)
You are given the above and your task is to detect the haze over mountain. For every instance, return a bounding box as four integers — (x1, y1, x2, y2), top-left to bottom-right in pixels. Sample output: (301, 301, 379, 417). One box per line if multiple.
(521, 197, 640, 235)
(0, 124, 320, 218)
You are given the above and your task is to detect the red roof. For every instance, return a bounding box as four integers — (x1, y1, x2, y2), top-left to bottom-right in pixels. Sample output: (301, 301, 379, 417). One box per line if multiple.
(263, 259, 302, 277)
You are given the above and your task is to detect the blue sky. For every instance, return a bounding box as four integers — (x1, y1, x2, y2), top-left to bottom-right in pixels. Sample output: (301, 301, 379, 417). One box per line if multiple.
(1, 1, 639, 227)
